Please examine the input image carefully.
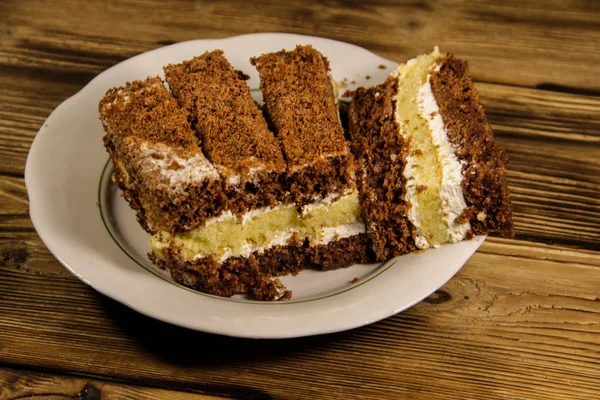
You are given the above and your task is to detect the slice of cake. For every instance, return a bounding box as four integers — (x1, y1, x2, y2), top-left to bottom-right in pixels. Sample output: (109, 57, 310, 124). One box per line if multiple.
(149, 190, 369, 300)
(348, 47, 513, 260)
(164, 50, 287, 214)
(249, 44, 368, 271)
(98, 50, 369, 300)
(99, 77, 227, 234)
(250, 45, 355, 204)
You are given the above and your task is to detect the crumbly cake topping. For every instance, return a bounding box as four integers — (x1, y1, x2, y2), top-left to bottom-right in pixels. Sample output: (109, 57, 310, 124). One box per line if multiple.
(429, 55, 514, 237)
(100, 77, 199, 154)
(164, 50, 286, 181)
(250, 45, 351, 171)
(100, 76, 221, 191)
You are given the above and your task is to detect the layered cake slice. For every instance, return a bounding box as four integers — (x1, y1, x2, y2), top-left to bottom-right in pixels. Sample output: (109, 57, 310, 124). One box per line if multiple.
(164, 50, 287, 214)
(99, 77, 227, 234)
(149, 188, 369, 300)
(98, 50, 369, 300)
(348, 47, 513, 260)
(249, 44, 368, 271)
(250, 45, 355, 204)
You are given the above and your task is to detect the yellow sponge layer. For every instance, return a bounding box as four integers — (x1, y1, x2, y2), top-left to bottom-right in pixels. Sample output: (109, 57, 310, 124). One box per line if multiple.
(394, 50, 448, 247)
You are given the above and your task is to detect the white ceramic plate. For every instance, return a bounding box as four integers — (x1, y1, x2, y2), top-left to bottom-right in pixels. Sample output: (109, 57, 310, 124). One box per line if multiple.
(26, 33, 485, 339)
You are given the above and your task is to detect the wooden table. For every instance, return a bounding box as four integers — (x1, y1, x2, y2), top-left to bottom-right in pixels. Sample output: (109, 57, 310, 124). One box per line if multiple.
(1, 1, 599, 399)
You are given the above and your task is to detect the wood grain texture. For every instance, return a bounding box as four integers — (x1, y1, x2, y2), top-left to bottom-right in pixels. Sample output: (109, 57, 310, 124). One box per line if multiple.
(0, 238, 599, 399)
(0, 0, 599, 399)
(1, 0, 599, 92)
(478, 83, 600, 250)
(0, 366, 228, 400)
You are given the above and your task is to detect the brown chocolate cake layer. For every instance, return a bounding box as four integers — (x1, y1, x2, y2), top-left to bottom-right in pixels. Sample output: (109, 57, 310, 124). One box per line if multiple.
(306, 234, 373, 271)
(348, 77, 417, 261)
(164, 51, 287, 214)
(100, 77, 227, 234)
(430, 55, 513, 237)
(151, 234, 371, 300)
(250, 45, 356, 204)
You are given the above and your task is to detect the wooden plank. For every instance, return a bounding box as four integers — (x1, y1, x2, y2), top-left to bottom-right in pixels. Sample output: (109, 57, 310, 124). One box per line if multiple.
(0, 0, 599, 91)
(0, 85, 67, 176)
(0, 366, 228, 400)
(0, 237, 598, 400)
(0, 232, 67, 278)
(476, 82, 600, 249)
(0, 175, 29, 215)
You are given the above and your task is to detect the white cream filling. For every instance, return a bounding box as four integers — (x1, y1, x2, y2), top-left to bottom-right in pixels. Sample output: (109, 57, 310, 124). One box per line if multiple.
(417, 65, 471, 243)
(138, 142, 220, 193)
(225, 174, 240, 186)
(400, 149, 428, 248)
(223, 164, 266, 187)
(393, 88, 428, 249)
(315, 222, 366, 246)
(240, 203, 290, 225)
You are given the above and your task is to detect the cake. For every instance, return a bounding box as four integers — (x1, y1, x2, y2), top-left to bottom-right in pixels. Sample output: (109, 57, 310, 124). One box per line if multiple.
(348, 47, 513, 261)
(100, 49, 369, 301)
(99, 45, 513, 301)
(99, 77, 227, 235)
(250, 45, 355, 204)
(164, 50, 287, 214)
(248, 44, 367, 267)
